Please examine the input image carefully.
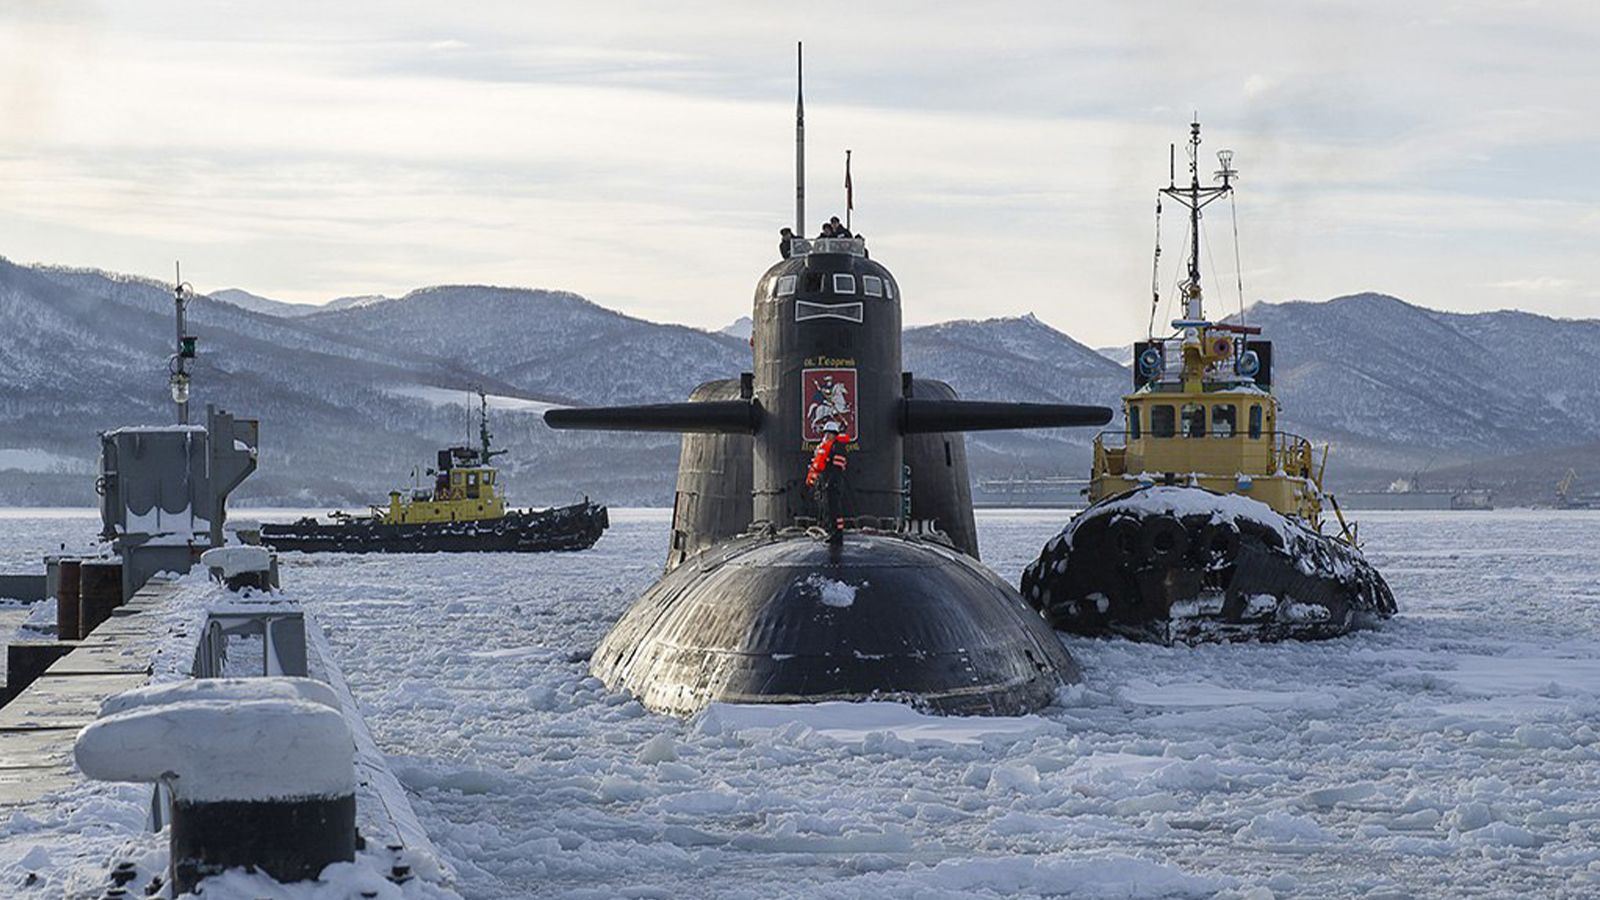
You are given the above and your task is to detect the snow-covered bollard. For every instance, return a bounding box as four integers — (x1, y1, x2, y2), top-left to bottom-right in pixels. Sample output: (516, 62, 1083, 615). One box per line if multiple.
(74, 678, 356, 894)
(200, 545, 278, 592)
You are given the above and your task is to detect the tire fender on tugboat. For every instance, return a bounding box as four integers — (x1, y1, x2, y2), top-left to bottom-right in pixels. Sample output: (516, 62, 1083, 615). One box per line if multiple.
(1140, 516, 1188, 567)
(1196, 520, 1240, 565)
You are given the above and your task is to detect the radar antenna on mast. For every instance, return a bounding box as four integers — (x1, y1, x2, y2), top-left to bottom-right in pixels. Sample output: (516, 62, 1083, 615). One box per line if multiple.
(1157, 118, 1236, 326)
(475, 385, 506, 464)
(168, 262, 198, 424)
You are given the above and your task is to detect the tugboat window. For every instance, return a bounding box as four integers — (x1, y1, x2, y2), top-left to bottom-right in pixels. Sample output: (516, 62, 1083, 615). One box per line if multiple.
(863, 275, 883, 297)
(1181, 403, 1206, 438)
(777, 275, 797, 296)
(1151, 404, 1176, 437)
(803, 272, 825, 293)
(1248, 404, 1263, 438)
(1212, 404, 1237, 437)
(833, 273, 857, 294)
(885, 279, 896, 300)
(1128, 406, 1141, 439)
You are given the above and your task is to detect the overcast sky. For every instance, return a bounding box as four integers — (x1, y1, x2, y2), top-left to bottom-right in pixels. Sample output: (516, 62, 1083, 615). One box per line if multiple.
(1, 1, 1596, 346)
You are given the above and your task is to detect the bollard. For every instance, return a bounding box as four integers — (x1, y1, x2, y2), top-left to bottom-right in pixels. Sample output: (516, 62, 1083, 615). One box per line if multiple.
(78, 560, 123, 637)
(75, 679, 355, 894)
(199, 546, 278, 592)
(55, 558, 82, 640)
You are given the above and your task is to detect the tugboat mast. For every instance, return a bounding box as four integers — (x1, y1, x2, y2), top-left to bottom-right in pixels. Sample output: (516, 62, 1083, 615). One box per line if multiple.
(1160, 119, 1236, 324)
(475, 386, 506, 464)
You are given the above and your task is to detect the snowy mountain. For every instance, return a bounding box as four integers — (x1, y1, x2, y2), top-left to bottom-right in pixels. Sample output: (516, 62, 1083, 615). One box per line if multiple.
(3, 256, 1597, 507)
(304, 285, 751, 406)
(720, 316, 754, 340)
(0, 259, 570, 506)
(1232, 293, 1600, 484)
(323, 294, 392, 312)
(1096, 345, 1134, 367)
(210, 288, 321, 318)
(213, 289, 391, 317)
(903, 314, 1129, 476)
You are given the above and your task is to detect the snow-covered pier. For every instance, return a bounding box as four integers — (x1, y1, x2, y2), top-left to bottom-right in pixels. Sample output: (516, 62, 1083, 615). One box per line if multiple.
(0, 568, 459, 897)
(0, 577, 169, 809)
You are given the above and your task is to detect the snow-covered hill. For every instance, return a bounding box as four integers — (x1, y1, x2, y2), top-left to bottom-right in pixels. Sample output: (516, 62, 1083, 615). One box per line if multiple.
(3, 257, 1597, 506)
(306, 285, 751, 406)
(1235, 293, 1600, 482)
(211, 288, 320, 318)
(720, 316, 754, 340)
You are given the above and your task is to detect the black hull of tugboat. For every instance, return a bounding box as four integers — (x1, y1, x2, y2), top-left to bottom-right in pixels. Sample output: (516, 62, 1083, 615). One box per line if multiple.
(260, 502, 608, 554)
(1021, 486, 1394, 644)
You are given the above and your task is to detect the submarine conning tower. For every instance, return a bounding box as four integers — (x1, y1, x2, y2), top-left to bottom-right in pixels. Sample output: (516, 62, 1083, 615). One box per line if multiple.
(754, 236, 902, 526)
(545, 234, 1108, 533)
(544, 233, 1112, 717)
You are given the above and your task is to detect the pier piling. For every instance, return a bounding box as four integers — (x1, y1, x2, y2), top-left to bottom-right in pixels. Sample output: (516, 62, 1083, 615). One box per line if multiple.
(78, 561, 123, 638)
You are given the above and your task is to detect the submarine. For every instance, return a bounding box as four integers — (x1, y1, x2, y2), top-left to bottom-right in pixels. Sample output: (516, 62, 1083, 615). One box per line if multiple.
(1020, 120, 1395, 644)
(544, 47, 1112, 717)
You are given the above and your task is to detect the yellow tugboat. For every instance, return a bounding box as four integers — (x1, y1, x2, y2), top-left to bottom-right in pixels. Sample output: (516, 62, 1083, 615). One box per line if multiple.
(262, 389, 607, 553)
(1021, 120, 1394, 643)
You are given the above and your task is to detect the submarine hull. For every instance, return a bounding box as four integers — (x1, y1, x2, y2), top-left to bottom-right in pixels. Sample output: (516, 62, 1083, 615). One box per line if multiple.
(593, 531, 1079, 717)
(260, 501, 608, 554)
(1022, 486, 1394, 644)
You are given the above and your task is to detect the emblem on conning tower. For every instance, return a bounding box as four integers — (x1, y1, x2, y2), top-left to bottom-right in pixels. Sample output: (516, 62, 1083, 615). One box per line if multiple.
(803, 368, 856, 442)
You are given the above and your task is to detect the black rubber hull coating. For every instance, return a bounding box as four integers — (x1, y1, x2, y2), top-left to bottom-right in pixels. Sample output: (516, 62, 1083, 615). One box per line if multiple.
(171, 794, 355, 893)
(592, 531, 1079, 717)
(1021, 486, 1395, 644)
(260, 502, 608, 554)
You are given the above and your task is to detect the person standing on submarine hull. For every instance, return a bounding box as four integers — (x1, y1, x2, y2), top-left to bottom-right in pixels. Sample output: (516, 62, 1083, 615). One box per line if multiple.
(807, 421, 851, 543)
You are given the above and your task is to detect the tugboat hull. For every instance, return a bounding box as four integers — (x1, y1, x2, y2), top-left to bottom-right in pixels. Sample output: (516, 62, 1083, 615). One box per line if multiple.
(1022, 486, 1394, 644)
(261, 501, 608, 554)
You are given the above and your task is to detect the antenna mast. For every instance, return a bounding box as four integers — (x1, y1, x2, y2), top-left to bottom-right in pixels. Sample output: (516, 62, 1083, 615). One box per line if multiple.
(475, 385, 506, 464)
(1158, 118, 1235, 324)
(168, 262, 197, 424)
(795, 41, 805, 237)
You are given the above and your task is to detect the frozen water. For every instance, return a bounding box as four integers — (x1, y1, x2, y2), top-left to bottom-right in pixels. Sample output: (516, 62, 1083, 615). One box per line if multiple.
(285, 508, 1600, 898)
(2, 508, 1599, 897)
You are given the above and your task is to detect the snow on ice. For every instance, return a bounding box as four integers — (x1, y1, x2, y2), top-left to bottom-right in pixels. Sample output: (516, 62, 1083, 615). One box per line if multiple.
(1, 508, 1599, 897)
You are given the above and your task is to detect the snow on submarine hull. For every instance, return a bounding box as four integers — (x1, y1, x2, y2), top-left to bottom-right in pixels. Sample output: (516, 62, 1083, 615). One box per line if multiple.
(1021, 486, 1395, 644)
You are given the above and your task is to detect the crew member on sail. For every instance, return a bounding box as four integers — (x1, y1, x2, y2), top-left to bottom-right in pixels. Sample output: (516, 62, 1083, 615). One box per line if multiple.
(806, 421, 851, 543)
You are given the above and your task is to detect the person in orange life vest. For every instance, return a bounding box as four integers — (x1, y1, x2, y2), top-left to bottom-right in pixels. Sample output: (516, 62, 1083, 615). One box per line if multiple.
(807, 420, 851, 543)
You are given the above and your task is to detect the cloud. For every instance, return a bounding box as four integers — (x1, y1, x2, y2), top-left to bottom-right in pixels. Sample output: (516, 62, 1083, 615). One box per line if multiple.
(1, 0, 1599, 343)
(1487, 276, 1577, 293)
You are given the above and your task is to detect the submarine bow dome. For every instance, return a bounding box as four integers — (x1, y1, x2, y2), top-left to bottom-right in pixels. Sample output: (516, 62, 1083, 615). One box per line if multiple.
(592, 532, 1079, 717)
